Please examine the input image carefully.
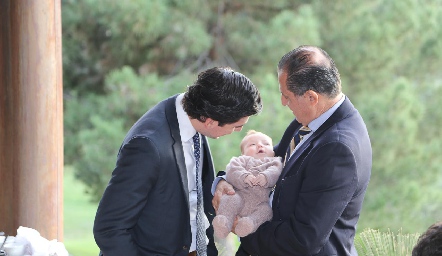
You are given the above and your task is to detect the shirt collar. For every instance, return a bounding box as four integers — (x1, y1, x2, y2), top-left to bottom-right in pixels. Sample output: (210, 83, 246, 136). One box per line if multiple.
(175, 93, 197, 142)
(308, 94, 346, 132)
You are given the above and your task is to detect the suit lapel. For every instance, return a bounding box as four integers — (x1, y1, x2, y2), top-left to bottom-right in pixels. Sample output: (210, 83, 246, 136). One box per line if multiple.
(165, 96, 190, 204)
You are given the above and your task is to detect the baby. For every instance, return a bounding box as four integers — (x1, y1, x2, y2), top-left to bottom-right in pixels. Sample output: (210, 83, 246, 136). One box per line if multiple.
(212, 130, 282, 238)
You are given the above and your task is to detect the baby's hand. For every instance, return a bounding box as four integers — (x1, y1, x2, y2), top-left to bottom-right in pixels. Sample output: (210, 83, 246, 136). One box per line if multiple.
(253, 174, 268, 187)
(244, 175, 256, 187)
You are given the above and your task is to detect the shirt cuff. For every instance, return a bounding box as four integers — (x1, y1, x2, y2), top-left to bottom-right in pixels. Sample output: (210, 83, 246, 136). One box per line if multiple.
(211, 175, 226, 195)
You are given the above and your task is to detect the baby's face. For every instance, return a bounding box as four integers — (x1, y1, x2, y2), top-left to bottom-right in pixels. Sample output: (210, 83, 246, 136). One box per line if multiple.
(242, 133, 275, 159)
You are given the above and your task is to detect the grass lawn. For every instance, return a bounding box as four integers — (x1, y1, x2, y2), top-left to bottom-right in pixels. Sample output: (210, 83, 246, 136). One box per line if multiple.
(63, 166, 100, 256)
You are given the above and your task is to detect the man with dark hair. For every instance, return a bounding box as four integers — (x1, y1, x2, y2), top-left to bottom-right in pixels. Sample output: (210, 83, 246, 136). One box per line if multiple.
(94, 66, 262, 256)
(412, 221, 442, 256)
(214, 46, 372, 255)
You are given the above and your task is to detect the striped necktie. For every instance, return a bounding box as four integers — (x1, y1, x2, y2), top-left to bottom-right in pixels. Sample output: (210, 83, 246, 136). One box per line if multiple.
(192, 132, 207, 256)
(285, 126, 311, 164)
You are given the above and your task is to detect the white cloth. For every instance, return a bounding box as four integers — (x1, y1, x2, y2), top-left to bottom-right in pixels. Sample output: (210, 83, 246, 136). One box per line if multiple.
(1, 226, 69, 256)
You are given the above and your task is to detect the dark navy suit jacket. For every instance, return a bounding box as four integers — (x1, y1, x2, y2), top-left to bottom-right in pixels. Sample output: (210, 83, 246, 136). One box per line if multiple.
(238, 97, 372, 256)
(93, 95, 218, 256)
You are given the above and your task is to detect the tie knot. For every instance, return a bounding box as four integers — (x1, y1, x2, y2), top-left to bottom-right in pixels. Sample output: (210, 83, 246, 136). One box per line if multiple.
(298, 126, 311, 136)
(294, 126, 311, 146)
(193, 132, 200, 144)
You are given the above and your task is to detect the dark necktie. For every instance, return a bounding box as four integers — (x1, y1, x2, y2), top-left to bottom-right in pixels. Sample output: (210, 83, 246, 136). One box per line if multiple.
(285, 126, 311, 164)
(192, 132, 207, 256)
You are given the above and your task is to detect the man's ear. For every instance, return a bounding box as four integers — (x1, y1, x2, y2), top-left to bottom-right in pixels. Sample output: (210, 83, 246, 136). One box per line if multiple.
(204, 118, 218, 128)
(305, 90, 319, 105)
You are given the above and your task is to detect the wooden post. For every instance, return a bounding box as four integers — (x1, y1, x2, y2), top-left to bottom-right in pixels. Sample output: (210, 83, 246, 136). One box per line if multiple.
(0, 0, 63, 240)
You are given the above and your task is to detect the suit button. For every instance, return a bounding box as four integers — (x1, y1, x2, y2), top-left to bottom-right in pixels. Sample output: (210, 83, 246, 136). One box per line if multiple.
(183, 246, 188, 250)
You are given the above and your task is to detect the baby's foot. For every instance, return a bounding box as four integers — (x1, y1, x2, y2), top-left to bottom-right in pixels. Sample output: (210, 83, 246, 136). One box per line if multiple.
(235, 217, 255, 237)
(213, 215, 231, 239)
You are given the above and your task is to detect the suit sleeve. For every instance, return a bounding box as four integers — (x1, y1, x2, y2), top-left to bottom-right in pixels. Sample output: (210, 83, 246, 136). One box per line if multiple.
(241, 142, 358, 255)
(93, 137, 160, 256)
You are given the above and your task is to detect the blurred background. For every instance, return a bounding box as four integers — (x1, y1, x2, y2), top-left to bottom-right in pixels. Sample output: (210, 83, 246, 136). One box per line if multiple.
(61, 0, 442, 254)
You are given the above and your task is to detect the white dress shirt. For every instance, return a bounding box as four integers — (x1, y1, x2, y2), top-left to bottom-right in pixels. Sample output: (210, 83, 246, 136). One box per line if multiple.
(176, 94, 210, 251)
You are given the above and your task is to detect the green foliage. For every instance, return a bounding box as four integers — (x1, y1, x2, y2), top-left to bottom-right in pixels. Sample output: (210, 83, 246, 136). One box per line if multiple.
(355, 77, 442, 233)
(62, 0, 213, 94)
(315, 0, 442, 96)
(355, 228, 419, 256)
(357, 77, 424, 179)
(224, 4, 321, 74)
(360, 177, 442, 234)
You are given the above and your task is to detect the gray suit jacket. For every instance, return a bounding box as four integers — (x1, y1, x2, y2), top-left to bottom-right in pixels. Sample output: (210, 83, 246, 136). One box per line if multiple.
(94, 95, 218, 256)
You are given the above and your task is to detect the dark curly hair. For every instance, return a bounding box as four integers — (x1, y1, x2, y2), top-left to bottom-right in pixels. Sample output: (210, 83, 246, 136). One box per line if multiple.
(278, 45, 341, 99)
(182, 67, 262, 126)
(412, 221, 442, 256)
